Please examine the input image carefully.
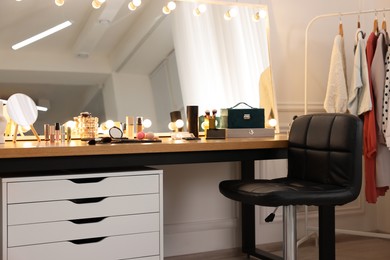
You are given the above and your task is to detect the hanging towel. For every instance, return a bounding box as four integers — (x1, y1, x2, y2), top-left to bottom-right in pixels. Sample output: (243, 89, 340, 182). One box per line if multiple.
(348, 29, 371, 115)
(324, 34, 348, 113)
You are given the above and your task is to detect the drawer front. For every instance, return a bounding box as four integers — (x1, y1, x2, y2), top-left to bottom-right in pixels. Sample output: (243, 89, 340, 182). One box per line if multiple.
(7, 174, 159, 203)
(8, 194, 159, 225)
(9, 213, 160, 247)
(8, 232, 160, 260)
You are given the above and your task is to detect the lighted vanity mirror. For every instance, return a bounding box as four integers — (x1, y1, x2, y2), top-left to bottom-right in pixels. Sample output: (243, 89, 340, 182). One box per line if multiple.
(0, 0, 276, 134)
(6, 93, 41, 142)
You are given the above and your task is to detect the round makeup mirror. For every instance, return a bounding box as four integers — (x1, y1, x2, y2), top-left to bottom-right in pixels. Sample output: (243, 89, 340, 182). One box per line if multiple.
(7, 93, 40, 141)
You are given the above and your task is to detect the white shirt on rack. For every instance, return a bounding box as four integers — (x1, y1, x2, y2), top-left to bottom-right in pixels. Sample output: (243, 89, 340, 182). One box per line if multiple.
(324, 34, 348, 113)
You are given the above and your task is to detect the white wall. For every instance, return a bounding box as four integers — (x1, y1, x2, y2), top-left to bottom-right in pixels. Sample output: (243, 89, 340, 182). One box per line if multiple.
(267, 0, 389, 239)
(160, 0, 390, 256)
(100, 0, 390, 257)
(102, 72, 159, 132)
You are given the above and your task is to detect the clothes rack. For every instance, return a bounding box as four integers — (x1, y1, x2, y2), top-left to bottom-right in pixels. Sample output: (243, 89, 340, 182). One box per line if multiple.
(301, 7, 390, 246)
(304, 8, 390, 114)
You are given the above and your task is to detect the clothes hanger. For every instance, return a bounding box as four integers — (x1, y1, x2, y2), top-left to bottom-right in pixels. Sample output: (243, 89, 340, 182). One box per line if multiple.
(382, 12, 387, 32)
(339, 16, 344, 36)
(373, 12, 379, 33)
(357, 14, 361, 29)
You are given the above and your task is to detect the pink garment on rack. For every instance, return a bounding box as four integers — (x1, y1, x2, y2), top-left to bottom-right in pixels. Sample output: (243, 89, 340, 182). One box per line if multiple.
(364, 31, 388, 204)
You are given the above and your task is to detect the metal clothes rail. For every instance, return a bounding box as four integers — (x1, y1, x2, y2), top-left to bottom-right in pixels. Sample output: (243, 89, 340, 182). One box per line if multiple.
(304, 7, 390, 114)
(301, 7, 390, 245)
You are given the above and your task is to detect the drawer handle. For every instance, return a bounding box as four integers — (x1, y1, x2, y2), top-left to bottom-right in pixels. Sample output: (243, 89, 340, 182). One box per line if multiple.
(69, 177, 106, 184)
(69, 217, 107, 224)
(69, 197, 106, 204)
(69, 237, 106, 245)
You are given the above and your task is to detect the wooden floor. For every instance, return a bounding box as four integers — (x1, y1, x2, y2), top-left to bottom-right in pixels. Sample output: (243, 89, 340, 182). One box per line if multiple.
(165, 235, 390, 259)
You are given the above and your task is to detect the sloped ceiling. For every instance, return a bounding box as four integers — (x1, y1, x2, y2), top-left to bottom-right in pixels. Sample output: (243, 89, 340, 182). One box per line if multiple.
(0, 0, 173, 104)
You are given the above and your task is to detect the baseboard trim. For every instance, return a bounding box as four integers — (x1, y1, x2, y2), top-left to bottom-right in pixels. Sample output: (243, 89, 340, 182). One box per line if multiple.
(164, 218, 238, 234)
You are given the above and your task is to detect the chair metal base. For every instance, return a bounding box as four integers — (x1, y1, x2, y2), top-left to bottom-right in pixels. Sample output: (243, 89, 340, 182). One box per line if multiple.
(283, 205, 297, 260)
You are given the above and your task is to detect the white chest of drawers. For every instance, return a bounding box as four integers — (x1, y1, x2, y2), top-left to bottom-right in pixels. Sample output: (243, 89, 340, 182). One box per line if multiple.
(1, 167, 163, 260)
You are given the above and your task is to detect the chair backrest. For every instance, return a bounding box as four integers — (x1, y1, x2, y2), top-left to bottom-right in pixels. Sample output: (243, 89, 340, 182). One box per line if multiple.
(288, 113, 363, 200)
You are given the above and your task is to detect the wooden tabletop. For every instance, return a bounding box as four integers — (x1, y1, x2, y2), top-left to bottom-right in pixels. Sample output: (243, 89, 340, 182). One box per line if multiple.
(0, 135, 288, 159)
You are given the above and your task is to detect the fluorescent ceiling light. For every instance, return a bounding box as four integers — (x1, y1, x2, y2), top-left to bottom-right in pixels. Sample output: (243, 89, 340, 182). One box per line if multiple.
(12, 20, 72, 50)
(0, 99, 48, 112)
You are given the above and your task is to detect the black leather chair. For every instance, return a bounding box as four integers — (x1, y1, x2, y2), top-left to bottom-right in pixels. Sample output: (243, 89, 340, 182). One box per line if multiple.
(219, 113, 363, 260)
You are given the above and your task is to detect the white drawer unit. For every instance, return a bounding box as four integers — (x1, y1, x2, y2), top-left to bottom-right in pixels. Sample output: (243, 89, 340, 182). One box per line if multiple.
(1, 167, 163, 260)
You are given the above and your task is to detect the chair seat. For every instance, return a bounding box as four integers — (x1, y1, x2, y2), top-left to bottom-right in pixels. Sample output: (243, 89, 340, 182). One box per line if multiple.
(219, 178, 356, 207)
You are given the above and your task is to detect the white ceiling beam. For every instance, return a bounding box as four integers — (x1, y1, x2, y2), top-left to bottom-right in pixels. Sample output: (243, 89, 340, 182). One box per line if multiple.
(109, 1, 166, 72)
(72, 0, 127, 58)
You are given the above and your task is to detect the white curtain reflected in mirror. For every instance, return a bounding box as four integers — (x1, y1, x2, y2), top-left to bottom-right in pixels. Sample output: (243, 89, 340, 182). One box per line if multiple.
(172, 3, 270, 118)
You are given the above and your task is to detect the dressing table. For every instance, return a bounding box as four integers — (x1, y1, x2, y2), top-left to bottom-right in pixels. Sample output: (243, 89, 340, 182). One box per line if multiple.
(0, 136, 288, 259)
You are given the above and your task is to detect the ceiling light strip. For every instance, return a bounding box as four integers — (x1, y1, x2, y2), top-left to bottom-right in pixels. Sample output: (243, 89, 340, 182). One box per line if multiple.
(12, 20, 73, 50)
(0, 99, 48, 112)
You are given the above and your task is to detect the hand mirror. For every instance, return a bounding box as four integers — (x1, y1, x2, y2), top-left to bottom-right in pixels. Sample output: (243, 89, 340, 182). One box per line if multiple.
(7, 93, 41, 142)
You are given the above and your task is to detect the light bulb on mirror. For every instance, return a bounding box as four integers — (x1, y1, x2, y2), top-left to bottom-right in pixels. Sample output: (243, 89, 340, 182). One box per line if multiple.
(193, 8, 201, 16)
(252, 12, 260, 22)
(128, 2, 137, 11)
(193, 4, 207, 16)
(224, 11, 231, 21)
(143, 119, 152, 129)
(228, 7, 238, 18)
(133, 0, 142, 7)
(198, 4, 207, 13)
(168, 122, 175, 131)
(92, 0, 102, 9)
(167, 1, 176, 11)
(162, 6, 171, 15)
(105, 120, 115, 129)
(259, 9, 268, 18)
(55, 0, 65, 7)
(96, 0, 106, 3)
(64, 120, 76, 129)
(175, 119, 184, 129)
(268, 118, 277, 128)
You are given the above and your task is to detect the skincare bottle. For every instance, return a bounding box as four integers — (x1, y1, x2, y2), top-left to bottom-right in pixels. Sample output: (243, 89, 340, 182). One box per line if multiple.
(60, 126, 66, 143)
(66, 127, 71, 142)
(50, 125, 55, 143)
(126, 116, 134, 139)
(55, 123, 60, 141)
(136, 116, 143, 133)
(44, 124, 50, 141)
(0, 101, 7, 144)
